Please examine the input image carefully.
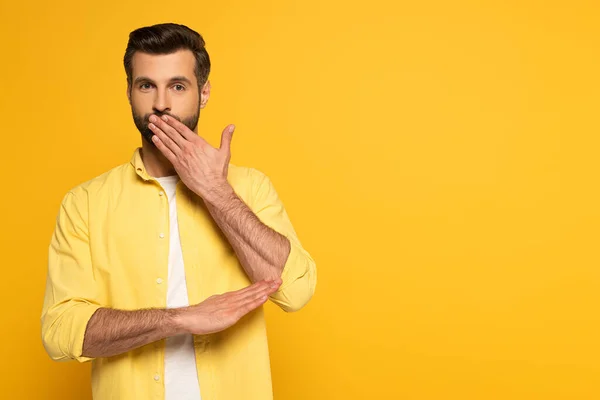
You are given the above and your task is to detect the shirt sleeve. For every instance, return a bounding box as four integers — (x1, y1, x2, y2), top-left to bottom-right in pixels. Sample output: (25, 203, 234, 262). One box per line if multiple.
(40, 190, 103, 363)
(250, 169, 317, 312)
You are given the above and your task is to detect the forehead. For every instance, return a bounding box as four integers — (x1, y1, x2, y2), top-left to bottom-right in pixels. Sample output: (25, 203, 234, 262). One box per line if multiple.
(131, 49, 196, 82)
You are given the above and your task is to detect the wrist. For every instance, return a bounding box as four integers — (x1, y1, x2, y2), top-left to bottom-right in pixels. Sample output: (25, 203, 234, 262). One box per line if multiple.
(167, 307, 189, 336)
(203, 181, 236, 209)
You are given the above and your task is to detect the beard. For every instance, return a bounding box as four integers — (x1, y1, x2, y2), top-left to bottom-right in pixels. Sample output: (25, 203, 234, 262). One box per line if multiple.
(131, 106, 200, 148)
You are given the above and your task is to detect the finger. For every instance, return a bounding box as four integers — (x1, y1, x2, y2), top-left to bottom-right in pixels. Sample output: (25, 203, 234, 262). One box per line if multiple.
(221, 279, 272, 301)
(151, 134, 178, 163)
(152, 116, 187, 149)
(226, 281, 278, 308)
(234, 282, 279, 306)
(162, 114, 209, 146)
(149, 123, 181, 156)
(272, 277, 282, 287)
(235, 292, 269, 317)
(219, 124, 235, 154)
(234, 279, 276, 299)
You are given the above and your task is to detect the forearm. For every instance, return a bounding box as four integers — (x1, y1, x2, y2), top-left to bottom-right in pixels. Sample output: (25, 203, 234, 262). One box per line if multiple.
(204, 189, 290, 283)
(82, 307, 184, 359)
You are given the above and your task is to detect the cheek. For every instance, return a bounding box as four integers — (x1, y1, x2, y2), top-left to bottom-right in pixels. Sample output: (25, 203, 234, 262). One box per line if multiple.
(130, 92, 152, 109)
(174, 96, 200, 115)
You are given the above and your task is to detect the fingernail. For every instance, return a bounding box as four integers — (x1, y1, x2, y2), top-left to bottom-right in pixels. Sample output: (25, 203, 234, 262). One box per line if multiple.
(230, 125, 235, 133)
(149, 115, 156, 122)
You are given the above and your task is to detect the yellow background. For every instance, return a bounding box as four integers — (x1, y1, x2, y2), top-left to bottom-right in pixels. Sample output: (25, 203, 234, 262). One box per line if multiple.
(1, 0, 598, 398)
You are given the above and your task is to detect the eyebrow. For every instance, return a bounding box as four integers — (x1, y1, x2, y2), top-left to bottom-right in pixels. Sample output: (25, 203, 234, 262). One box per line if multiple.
(133, 76, 193, 86)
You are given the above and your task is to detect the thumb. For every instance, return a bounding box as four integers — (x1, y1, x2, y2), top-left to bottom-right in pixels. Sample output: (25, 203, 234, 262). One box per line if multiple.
(220, 124, 235, 153)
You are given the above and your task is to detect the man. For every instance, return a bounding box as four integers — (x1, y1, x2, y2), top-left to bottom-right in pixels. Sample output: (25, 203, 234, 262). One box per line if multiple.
(40, 23, 317, 400)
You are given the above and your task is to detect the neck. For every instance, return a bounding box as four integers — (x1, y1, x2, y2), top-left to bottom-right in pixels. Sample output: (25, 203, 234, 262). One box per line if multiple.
(140, 140, 177, 178)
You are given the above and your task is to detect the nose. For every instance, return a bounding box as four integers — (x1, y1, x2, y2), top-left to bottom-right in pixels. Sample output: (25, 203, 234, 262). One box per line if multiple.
(152, 88, 171, 114)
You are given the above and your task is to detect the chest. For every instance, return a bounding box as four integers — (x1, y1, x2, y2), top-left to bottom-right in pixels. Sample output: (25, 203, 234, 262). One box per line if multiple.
(86, 185, 249, 308)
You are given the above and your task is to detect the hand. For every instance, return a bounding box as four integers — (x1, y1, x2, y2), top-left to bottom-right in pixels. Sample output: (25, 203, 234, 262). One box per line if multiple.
(148, 114, 235, 203)
(175, 278, 282, 335)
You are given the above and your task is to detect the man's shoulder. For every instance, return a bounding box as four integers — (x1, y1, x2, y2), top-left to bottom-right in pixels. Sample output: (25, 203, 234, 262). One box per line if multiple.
(63, 161, 132, 201)
(227, 164, 274, 207)
(61, 162, 273, 205)
(228, 163, 267, 184)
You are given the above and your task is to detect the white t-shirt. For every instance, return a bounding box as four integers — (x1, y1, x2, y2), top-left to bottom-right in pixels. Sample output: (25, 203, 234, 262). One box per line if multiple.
(156, 175, 202, 400)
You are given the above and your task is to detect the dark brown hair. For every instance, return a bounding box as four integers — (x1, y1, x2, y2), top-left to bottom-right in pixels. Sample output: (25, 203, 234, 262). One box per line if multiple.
(123, 23, 211, 93)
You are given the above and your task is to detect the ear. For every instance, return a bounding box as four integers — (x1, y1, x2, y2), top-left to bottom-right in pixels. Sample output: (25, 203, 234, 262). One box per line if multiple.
(126, 85, 131, 104)
(200, 80, 211, 109)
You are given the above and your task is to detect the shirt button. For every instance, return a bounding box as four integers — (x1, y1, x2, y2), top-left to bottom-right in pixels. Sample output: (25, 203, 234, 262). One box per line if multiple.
(159, 192, 163, 196)
(154, 374, 160, 381)
(159, 233, 165, 239)
(156, 278, 163, 284)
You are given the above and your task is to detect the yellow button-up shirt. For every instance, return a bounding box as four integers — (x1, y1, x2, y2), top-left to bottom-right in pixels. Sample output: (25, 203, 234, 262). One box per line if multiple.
(41, 148, 317, 400)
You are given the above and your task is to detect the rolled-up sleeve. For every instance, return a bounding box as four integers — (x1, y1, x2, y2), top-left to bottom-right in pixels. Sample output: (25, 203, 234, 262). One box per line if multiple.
(41, 190, 102, 363)
(250, 169, 317, 312)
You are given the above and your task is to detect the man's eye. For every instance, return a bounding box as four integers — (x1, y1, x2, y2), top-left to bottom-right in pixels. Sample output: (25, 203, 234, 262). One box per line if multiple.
(174, 84, 185, 91)
(140, 83, 153, 89)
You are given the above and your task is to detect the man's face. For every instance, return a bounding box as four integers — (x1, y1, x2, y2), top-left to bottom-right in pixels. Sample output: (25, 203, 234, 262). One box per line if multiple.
(127, 49, 207, 147)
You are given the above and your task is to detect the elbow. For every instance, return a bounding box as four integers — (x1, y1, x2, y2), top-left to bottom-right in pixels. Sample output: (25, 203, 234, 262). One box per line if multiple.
(271, 261, 317, 313)
(41, 320, 71, 362)
(40, 302, 101, 363)
(277, 294, 314, 313)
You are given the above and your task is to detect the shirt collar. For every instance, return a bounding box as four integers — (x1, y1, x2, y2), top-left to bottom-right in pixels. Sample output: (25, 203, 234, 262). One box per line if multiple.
(129, 147, 153, 181)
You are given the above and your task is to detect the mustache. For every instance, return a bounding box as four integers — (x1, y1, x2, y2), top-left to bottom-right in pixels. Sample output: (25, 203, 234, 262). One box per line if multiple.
(143, 113, 182, 123)
(131, 107, 200, 148)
